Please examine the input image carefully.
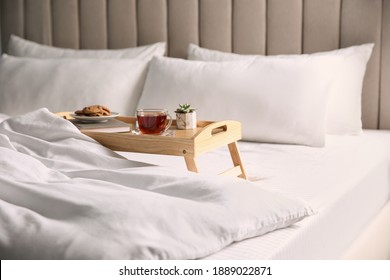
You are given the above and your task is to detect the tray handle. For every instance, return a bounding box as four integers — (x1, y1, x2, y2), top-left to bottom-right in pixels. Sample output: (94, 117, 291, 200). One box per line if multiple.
(195, 120, 241, 140)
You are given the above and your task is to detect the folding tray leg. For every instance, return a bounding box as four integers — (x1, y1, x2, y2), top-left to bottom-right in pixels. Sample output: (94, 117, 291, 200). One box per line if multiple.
(184, 156, 199, 173)
(228, 142, 247, 179)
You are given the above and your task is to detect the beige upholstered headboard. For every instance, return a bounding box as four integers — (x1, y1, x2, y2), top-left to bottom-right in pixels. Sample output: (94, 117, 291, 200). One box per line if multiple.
(1, 0, 389, 129)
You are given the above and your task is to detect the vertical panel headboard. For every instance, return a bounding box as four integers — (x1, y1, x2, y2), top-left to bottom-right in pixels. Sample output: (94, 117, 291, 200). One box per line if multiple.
(1, 0, 389, 130)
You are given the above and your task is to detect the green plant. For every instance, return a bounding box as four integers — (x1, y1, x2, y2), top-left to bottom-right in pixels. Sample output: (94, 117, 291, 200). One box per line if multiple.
(175, 103, 196, 113)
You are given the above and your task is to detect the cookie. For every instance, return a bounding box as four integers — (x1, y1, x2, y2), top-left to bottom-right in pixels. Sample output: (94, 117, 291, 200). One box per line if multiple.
(74, 105, 111, 116)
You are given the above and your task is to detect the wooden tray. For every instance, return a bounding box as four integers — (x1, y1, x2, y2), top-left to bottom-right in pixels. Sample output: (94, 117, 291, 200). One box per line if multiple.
(82, 116, 242, 158)
(56, 112, 247, 179)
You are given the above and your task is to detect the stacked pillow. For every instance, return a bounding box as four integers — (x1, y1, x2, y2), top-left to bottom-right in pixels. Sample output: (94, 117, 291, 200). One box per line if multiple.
(0, 35, 166, 116)
(187, 43, 374, 136)
(0, 55, 149, 116)
(1, 34, 373, 147)
(8, 35, 166, 59)
(138, 44, 373, 146)
(139, 56, 341, 147)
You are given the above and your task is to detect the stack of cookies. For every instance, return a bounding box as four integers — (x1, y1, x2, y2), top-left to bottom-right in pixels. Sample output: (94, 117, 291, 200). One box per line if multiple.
(75, 105, 111, 116)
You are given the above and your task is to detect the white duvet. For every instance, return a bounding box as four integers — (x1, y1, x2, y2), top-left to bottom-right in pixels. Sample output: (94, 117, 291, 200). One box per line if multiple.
(0, 109, 313, 259)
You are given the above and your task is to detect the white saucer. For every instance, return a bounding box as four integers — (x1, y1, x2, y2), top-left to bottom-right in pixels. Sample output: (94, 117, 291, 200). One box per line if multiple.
(70, 112, 119, 123)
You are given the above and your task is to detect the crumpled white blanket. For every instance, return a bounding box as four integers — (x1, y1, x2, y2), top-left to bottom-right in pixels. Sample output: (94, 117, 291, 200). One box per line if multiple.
(0, 109, 314, 259)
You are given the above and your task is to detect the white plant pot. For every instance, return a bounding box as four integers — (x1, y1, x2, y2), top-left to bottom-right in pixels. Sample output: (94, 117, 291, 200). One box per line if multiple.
(176, 112, 197, 130)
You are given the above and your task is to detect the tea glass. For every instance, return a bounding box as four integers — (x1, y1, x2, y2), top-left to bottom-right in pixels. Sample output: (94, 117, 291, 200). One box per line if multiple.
(136, 109, 172, 135)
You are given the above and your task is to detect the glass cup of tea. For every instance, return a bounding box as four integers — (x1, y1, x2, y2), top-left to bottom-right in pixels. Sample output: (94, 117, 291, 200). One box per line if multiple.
(136, 109, 173, 135)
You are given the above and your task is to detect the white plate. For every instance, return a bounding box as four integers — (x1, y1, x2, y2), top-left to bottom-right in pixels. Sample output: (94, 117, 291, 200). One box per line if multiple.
(70, 112, 119, 123)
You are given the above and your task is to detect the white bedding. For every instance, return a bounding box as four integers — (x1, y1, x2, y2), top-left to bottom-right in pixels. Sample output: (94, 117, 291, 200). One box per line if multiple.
(0, 109, 313, 260)
(122, 131, 390, 259)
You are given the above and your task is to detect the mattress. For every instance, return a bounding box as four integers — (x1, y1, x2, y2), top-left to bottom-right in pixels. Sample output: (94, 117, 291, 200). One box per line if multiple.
(119, 130, 390, 259)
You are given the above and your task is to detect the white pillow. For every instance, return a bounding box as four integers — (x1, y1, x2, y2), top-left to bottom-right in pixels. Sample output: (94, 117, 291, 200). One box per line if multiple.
(0, 55, 148, 116)
(0, 113, 9, 123)
(188, 43, 374, 135)
(8, 35, 166, 60)
(138, 56, 343, 147)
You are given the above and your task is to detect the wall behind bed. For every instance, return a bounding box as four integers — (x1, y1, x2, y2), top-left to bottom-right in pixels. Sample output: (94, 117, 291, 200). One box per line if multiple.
(1, 0, 390, 130)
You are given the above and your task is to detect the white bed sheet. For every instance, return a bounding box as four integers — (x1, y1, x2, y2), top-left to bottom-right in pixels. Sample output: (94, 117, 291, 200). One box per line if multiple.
(119, 130, 390, 259)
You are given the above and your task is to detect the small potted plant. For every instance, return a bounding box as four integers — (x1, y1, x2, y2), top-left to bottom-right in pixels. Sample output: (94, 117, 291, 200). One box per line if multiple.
(175, 103, 197, 130)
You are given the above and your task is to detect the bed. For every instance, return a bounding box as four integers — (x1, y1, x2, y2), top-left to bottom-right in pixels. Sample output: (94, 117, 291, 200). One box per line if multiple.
(1, 0, 390, 260)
